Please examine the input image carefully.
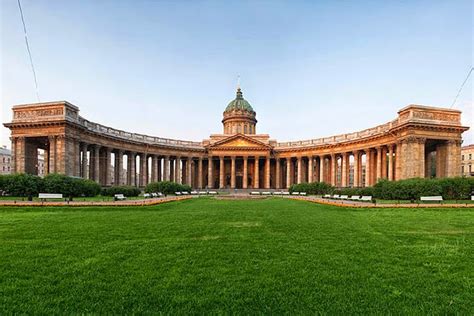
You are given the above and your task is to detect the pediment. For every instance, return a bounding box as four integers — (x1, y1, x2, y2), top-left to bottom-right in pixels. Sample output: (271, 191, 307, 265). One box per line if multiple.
(208, 134, 272, 149)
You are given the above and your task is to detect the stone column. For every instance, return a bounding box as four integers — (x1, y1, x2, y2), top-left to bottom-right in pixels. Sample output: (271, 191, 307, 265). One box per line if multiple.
(399, 137, 425, 179)
(163, 156, 170, 181)
(445, 140, 462, 177)
(341, 152, 348, 187)
(74, 140, 81, 177)
(139, 154, 146, 187)
(365, 149, 371, 187)
(353, 151, 360, 187)
(187, 157, 193, 186)
(105, 148, 112, 186)
(10, 137, 17, 173)
(307, 157, 313, 183)
(208, 157, 214, 188)
(157, 157, 162, 182)
(381, 147, 387, 179)
(264, 157, 270, 189)
(395, 142, 402, 180)
(175, 156, 181, 184)
(286, 158, 291, 189)
(388, 145, 394, 181)
(254, 157, 260, 189)
(115, 150, 123, 185)
(43, 149, 49, 175)
(319, 156, 324, 183)
(231, 156, 236, 189)
(330, 154, 337, 186)
(81, 143, 88, 179)
(219, 156, 225, 189)
(198, 158, 203, 189)
(297, 157, 302, 184)
(48, 136, 57, 174)
(128, 152, 136, 186)
(243, 156, 248, 189)
(376, 147, 382, 182)
(94, 145, 101, 184)
(275, 158, 281, 189)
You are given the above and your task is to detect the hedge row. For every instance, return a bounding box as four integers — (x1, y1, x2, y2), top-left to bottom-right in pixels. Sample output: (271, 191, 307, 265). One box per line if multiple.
(145, 181, 191, 195)
(0, 173, 101, 197)
(372, 178, 474, 200)
(101, 186, 141, 197)
(290, 177, 474, 200)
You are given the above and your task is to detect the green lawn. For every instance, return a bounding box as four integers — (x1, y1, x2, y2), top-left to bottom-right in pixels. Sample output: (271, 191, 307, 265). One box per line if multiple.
(1, 198, 473, 314)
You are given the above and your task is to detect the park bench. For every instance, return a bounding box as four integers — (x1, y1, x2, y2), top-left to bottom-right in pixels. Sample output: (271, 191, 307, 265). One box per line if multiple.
(471, 195, 474, 201)
(198, 191, 208, 195)
(332, 194, 340, 199)
(262, 192, 272, 195)
(250, 192, 260, 195)
(282, 192, 290, 195)
(323, 194, 331, 198)
(339, 195, 348, 199)
(360, 196, 373, 202)
(208, 191, 218, 195)
(114, 194, 126, 201)
(143, 193, 151, 198)
(38, 193, 63, 201)
(273, 191, 283, 195)
(181, 191, 189, 195)
(299, 192, 307, 196)
(291, 192, 300, 195)
(190, 191, 198, 195)
(349, 196, 361, 201)
(175, 192, 182, 195)
(420, 196, 443, 203)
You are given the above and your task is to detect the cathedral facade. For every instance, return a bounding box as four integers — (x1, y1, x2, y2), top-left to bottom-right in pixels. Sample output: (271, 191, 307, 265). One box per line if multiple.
(4, 88, 469, 189)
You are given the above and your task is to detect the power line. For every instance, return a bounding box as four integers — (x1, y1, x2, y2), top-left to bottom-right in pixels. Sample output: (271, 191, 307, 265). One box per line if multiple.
(17, 0, 40, 102)
(450, 66, 473, 109)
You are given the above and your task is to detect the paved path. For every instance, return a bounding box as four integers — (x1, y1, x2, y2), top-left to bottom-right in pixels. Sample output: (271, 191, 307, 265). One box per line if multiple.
(0, 196, 192, 207)
(289, 196, 474, 208)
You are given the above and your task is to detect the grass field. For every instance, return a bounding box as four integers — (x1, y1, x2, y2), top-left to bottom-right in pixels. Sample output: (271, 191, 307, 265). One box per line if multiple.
(1, 198, 473, 314)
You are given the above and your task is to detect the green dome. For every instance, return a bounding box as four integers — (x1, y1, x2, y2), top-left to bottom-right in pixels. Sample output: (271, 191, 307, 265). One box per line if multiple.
(225, 88, 254, 112)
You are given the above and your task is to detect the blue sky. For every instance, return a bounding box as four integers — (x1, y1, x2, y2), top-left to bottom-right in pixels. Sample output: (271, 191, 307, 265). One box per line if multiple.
(1, 0, 472, 147)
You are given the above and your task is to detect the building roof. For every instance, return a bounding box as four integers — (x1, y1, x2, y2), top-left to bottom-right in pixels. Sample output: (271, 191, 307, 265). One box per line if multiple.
(225, 88, 254, 113)
(0, 147, 11, 155)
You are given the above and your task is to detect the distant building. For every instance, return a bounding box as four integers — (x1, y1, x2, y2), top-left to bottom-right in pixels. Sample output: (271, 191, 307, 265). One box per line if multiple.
(1, 146, 12, 174)
(461, 144, 474, 177)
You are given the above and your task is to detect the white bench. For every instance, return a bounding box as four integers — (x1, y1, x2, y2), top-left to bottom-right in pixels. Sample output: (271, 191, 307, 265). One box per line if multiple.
(273, 191, 283, 195)
(360, 196, 373, 202)
(282, 192, 290, 195)
(175, 192, 182, 195)
(38, 193, 63, 200)
(262, 192, 272, 195)
(349, 196, 361, 201)
(471, 195, 474, 201)
(181, 192, 189, 195)
(323, 194, 331, 198)
(250, 192, 260, 195)
(332, 194, 340, 199)
(143, 193, 151, 198)
(114, 194, 126, 201)
(420, 196, 443, 203)
(300, 192, 307, 196)
(198, 191, 208, 195)
(190, 191, 198, 195)
(339, 195, 348, 200)
(291, 192, 300, 195)
(208, 191, 218, 195)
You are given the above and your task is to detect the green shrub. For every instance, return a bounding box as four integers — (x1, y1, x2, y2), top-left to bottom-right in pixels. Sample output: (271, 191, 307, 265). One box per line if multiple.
(289, 182, 334, 195)
(0, 173, 101, 197)
(0, 173, 43, 196)
(145, 181, 191, 195)
(101, 186, 141, 197)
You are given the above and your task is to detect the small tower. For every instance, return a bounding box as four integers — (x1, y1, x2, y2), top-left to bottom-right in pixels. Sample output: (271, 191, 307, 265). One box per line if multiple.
(222, 86, 257, 134)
